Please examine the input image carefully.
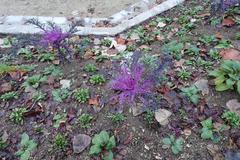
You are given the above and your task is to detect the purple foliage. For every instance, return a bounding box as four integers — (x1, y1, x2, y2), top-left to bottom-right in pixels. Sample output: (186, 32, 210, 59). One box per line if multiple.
(211, 0, 239, 13)
(222, 0, 239, 10)
(110, 52, 172, 106)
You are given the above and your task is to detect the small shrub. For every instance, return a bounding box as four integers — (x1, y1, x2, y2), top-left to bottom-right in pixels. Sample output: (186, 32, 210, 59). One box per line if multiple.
(180, 85, 199, 105)
(209, 60, 240, 94)
(84, 64, 97, 73)
(162, 135, 184, 155)
(0, 91, 19, 101)
(77, 113, 93, 128)
(10, 108, 27, 124)
(74, 88, 90, 103)
(89, 131, 116, 159)
(15, 133, 37, 160)
(53, 134, 68, 151)
(90, 74, 106, 85)
(222, 111, 240, 128)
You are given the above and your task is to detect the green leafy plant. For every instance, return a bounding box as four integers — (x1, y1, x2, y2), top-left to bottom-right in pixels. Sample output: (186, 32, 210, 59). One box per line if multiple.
(0, 64, 35, 76)
(162, 135, 184, 155)
(215, 39, 233, 49)
(52, 88, 70, 102)
(108, 113, 126, 124)
(209, 60, 240, 94)
(236, 32, 240, 40)
(0, 133, 8, 150)
(53, 113, 67, 128)
(32, 91, 46, 102)
(180, 85, 199, 105)
(38, 53, 55, 62)
(43, 65, 63, 78)
(199, 35, 216, 46)
(101, 39, 112, 47)
(84, 64, 97, 73)
(10, 108, 27, 124)
(15, 133, 37, 160)
(74, 88, 90, 103)
(222, 111, 240, 128)
(90, 74, 106, 85)
(185, 45, 199, 56)
(53, 134, 68, 151)
(89, 131, 116, 160)
(22, 75, 47, 89)
(208, 49, 220, 60)
(177, 70, 191, 81)
(210, 17, 221, 26)
(0, 91, 19, 101)
(144, 111, 155, 125)
(18, 48, 34, 60)
(161, 41, 184, 60)
(77, 113, 93, 128)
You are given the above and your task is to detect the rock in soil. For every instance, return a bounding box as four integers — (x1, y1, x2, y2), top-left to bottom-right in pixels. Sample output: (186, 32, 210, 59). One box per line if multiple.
(72, 134, 91, 154)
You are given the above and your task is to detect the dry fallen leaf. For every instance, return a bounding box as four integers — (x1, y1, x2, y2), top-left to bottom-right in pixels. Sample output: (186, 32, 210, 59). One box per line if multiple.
(215, 32, 223, 39)
(220, 49, 240, 61)
(0, 82, 12, 93)
(116, 38, 126, 45)
(88, 96, 100, 106)
(222, 16, 235, 27)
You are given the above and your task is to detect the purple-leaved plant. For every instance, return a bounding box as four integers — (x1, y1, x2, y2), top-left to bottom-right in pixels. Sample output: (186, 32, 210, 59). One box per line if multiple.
(110, 52, 172, 108)
(211, 0, 239, 13)
(27, 18, 81, 62)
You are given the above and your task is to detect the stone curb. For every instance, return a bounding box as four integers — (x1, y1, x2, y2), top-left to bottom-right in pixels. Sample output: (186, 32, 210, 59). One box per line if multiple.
(0, 0, 184, 36)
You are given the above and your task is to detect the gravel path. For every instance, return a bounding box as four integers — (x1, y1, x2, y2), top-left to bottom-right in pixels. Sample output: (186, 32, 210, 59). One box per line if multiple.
(0, 0, 138, 17)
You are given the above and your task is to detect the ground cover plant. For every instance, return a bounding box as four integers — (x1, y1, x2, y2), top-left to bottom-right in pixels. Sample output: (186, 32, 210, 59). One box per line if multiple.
(0, 0, 240, 159)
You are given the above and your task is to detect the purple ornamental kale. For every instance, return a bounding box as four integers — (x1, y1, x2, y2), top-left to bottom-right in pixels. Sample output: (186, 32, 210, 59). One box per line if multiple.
(110, 52, 172, 105)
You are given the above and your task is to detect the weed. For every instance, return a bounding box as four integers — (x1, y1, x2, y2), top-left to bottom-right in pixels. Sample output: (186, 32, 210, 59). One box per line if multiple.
(32, 91, 46, 102)
(43, 65, 63, 78)
(215, 39, 233, 49)
(15, 133, 37, 160)
(108, 113, 126, 124)
(74, 88, 90, 103)
(0, 91, 19, 101)
(38, 53, 55, 62)
(22, 75, 47, 89)
(222, 111, 240, 128)
(53, 113, 67, 128)
(77, 113, 93, 128)
(84, 64, 97, 73)
(161, 41, 184, 60)
(53, 134, 68, 151)
(162, 135, 184, 155)
(177, 70, 191, 81)
(181, 85, 199, 105)
(10, 108, 27, 124)
(89, 131, 116, 160)
(52, 88, 70, 102)
(144, 111, 155, 125)
(90, 74, 106, 85)
(101, 39, 112, 47)
(199, 35, 216, 45)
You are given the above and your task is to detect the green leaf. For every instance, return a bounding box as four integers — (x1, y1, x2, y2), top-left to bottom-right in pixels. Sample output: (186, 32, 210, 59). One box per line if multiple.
(99, 131, 110, 144)
(106, 136, 116, 150)
(89, 144, 102, 155)
(190, 95, 199, 105)
(208, 70, 224, 77)
(162, 138, 172, 145)
(171, 145, 180, 155)
(201, 118, 213, 128)
(215, 83, 231, 91)
(201, 128, 213, 139)
(20, 133, 29, 146)
(92, 135, 103, 145)
(103, 151, 114, 160)
(226, 79, 234, 89)
(20, 150, 30, 160)
(214, 75, 226, 85)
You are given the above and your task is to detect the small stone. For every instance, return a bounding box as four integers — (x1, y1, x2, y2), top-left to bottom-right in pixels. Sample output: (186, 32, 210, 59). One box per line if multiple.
(144, 144, 150, 150)
(115, 44, 127, 52)
(130, 33, 140, 40)
(93, 38, 101, 45)
(155, 109, 172, 126)
(131, 104, 145, 116)
(226, 99, 240, 116)
(60, 80, 71, 89)
(194, 79, 209, 95)
(72, 134, 91, 154)
(157, 22, 166, 28)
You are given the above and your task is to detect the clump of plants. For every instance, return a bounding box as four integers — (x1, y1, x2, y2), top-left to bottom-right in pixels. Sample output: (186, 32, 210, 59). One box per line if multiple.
(200, 118, 224, 142)
(180, 85, 200, 105)
(53, 113, 67, 128)
(74, 88, 90, 103)
(110, 52, 171, 106)
(38, 52, 55, 62)
(77, 113, 93, 128)
(209, 60, 240, 94)
(52, 88, 70, 102)
(90, 74, 106, 85)
(89, 131, 116, 159)
(84, 64, 97, 72)
(15, 133, 37, 160)
(43, 65, 63, 78)
(10, 108, 27, 124)
(0, 133, 8, 149)
(161, 41, 184, 60)
(144, 110, 155, 125)
(108, 113, 126, 124)
(162, 135, 184, 155)
(0, 91, 19, 101)
(222, 111, 240, 128)
(53, 134, 68, 151)
(32, 91, 46, 102)
(177, 70, 191, 81)
(22, 75, 46, 89)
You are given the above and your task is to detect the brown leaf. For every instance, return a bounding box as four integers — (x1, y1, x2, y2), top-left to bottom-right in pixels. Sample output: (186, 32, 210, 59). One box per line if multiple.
(222, 16, 235, 27)
(0, 82, 12, 93)
(220, 49, 240, 61)
(83, 49, 94, 59)
(52, 60, 60, 65)
(9, 71, 25, 81)
(88, 96, 100, 106)
(123, 132, 133, 145)
(116, 38, 126, 45)
(197, 13, 211, 18)
(47, 76, 55, 85)
(215, 32, 223, 39)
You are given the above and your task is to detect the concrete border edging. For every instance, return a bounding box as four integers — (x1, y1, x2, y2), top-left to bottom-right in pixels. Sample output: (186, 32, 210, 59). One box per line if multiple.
(0, 0, 185, 36)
